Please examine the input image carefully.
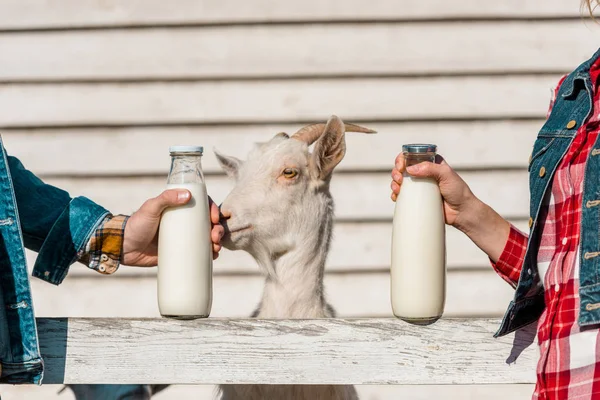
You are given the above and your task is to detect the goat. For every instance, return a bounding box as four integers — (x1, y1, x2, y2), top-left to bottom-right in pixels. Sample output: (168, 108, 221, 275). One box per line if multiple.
(216, 115, 375, 400)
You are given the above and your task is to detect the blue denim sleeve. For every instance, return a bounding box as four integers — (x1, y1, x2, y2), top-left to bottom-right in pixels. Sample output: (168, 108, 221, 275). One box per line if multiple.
(7, 155, 109, 285)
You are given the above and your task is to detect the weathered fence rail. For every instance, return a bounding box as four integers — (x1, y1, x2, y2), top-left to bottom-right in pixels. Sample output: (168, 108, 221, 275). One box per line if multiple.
(37, 318, 536, 385)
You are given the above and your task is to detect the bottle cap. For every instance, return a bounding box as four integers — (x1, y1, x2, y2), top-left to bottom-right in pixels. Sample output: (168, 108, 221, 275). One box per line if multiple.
(169, 146, 204, 154)
(402, 144, 437, 153)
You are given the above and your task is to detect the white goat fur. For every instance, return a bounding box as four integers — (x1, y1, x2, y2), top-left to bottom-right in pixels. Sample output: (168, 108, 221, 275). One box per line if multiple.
(215, 116, 375, 400)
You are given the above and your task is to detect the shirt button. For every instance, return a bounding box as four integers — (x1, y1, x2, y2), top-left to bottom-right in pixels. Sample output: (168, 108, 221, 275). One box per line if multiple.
(527, 269, 532, 275)
(567, 120, 577, 129)
(44, 271, 50, 277)
(539, 167, 546, 178)
(555, 284, 561, 292)
(562, 237, 568, 246)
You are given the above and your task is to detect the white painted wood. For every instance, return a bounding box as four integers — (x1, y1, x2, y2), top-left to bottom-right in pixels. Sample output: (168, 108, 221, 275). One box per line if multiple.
(1, 120, 541, 175)
(40, 170, 530, 221)
(32, 219, 527, 277)
(30, 270, 515, 318)
(0, 0, 585, 30)
(0, 76, 557, 127)
(35, 317, 536, 384)
(1, 22, 595, 80)
(0, 384, 537, 400)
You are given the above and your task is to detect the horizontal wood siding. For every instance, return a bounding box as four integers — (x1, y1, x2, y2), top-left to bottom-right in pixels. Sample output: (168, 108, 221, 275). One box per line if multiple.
(34, 171, 529, 220)
(0, 76, 557, 127)
(0, 0, 586, 30)
(1, 121, 540, 174)
(0, 22, 595, 81)
(26, 219, 528, 277)
(30, 270, 515, 319)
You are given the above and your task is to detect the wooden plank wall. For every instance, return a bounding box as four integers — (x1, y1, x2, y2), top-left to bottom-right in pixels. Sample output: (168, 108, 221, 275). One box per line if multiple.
(1, 0, 595, 398)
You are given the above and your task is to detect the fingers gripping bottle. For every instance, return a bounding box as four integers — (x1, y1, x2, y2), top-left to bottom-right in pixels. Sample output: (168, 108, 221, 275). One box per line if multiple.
(391, 144, 446, 325)
(158, 146, 213, 319)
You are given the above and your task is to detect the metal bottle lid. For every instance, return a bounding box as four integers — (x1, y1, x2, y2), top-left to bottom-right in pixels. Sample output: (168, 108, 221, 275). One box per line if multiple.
(402, 144, 437, 153)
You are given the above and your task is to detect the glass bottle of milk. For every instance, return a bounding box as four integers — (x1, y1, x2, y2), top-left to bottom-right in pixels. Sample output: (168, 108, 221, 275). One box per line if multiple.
(391, 144, 446, 325)
(158, 146, 213, 319)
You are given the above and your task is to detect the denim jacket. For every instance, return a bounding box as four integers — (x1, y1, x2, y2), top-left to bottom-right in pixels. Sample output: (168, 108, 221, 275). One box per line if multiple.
(0, 138, 108, 383)
(496, 48, 600, 337)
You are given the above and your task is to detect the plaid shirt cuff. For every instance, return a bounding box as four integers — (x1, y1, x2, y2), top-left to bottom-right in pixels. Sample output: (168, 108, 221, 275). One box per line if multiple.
(78, 214, 129, 274)
(491, 225, 528, 288)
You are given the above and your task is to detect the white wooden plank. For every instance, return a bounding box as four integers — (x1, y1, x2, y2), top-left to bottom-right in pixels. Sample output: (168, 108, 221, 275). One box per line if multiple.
(35, 317, 536, 384)
(0, 76, 557, 127)
(0, 22, 594, 80)
(34, 219, 528, 277)
(40, 170, 530, 221)
(30, 270, 515, 318)
(0, 120, 541, 175)
(0, 0, 585, 30)
(0, 384, 537, 400)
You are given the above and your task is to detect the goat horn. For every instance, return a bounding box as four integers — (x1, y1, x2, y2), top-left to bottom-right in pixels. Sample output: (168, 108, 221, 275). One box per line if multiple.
(291, 119, 376, 145)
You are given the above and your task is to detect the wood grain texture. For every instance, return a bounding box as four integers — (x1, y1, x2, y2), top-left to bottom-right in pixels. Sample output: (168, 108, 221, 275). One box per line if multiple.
(0, 22, 595, 80)
(0, 0, 585, 30)
(0, 76, 557, 127)
(30, 270, 515, 319)
(1, 120, 541, 175)
(36, 317, 536, 385)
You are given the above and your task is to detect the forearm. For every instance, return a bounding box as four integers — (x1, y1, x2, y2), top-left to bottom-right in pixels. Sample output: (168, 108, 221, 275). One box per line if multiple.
(454, 197, 511, 264)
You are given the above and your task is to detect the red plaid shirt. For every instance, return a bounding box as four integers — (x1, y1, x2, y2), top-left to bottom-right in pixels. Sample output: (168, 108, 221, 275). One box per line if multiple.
(493, 64, 600, 399)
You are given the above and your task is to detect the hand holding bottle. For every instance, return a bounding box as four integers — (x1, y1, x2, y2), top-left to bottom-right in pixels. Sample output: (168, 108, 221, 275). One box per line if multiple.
(390, 151, 511, 264)
(122, 190, 224, 267)
(391, 152, 478, 230)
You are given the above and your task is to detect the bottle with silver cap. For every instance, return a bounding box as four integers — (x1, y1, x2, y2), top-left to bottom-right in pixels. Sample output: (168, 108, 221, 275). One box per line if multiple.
(158, 146, 213, 319)
(391, 144, 446, 324)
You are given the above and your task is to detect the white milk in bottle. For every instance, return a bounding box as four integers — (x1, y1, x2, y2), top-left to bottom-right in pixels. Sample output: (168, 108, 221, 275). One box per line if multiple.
(158, 146, 213, 319)
(391, 144, 446, 324)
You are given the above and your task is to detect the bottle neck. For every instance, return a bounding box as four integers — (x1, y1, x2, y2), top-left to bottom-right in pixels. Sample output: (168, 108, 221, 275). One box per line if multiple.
(404, 152, 436, 167)
(168, 154, 204, 185)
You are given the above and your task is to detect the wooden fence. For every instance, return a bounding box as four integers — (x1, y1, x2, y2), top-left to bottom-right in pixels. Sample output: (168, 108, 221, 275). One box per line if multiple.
(37, 318, 537, 385)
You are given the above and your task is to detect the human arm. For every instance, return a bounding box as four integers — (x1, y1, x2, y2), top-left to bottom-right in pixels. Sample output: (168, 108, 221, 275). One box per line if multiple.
(7, 154, 223, 282)
(77, 190, 224, 273)
(390, 153, 526, 285)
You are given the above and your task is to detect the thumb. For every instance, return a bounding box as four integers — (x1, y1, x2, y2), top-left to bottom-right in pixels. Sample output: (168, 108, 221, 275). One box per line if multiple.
(140, 189, 191, 218)
(406, 162, 451, 184)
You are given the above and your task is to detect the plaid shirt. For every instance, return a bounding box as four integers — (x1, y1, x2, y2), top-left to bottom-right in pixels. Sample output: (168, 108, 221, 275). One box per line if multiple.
(493, 64, 600, 399)
(78, 215, 129, 274)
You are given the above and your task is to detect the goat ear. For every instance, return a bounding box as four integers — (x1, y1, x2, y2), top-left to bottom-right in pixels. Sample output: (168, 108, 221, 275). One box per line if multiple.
(214, 149, 242, 179)
(310, 115, 346, 180)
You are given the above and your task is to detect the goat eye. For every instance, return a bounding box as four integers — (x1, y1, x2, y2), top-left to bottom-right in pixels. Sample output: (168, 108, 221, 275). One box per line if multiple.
(283, 168, 298, 179)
